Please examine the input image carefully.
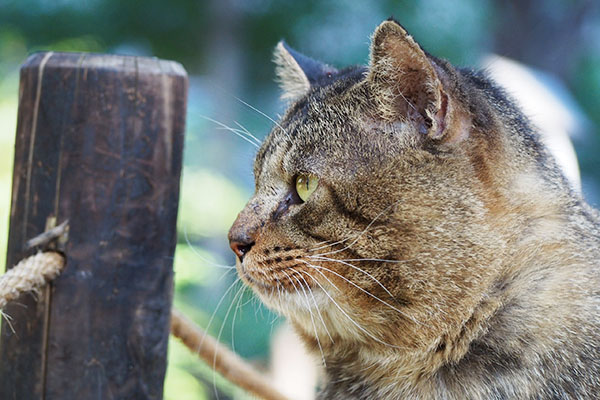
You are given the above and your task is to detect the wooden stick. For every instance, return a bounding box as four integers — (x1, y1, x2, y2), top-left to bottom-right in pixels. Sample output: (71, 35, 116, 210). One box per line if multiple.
(0, 52, 187, 399)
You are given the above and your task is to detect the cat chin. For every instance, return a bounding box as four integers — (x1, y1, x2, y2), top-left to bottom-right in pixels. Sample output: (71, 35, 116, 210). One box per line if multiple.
(236, 257, 333, 316)
(250, 282, 331, 318)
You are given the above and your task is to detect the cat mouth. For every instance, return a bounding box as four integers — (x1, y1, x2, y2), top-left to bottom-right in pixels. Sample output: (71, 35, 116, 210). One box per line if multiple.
(237, 256, 317, 295)
(236, 257, 334, 318)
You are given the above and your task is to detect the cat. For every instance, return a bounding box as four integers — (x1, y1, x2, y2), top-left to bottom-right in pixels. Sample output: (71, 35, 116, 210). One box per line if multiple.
(228, 19, 600, 399)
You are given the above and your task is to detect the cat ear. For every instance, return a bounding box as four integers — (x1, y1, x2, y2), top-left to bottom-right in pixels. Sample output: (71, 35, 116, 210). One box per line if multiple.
(273, 41, 338, 101)
(367, 20, 450, 139)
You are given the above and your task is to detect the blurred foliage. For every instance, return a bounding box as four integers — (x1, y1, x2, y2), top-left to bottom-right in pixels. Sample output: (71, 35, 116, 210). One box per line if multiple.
(0, 0, 599, 399)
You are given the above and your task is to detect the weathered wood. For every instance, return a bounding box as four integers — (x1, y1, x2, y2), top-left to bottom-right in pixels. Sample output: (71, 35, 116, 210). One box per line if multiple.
(0, 52, 188, 399)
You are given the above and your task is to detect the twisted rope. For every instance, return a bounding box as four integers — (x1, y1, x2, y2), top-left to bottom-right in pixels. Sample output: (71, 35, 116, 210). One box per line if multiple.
(0, 251, 289, 400)
(171, 307, 289, 400)
(0, 251, 64, 310)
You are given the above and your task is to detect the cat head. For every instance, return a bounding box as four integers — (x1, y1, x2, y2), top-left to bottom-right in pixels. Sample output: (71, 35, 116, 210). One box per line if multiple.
(228, 20, 563, 353)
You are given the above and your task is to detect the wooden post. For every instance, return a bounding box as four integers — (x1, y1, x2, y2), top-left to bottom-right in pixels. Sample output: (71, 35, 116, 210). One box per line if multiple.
(0, 52, 187, 399)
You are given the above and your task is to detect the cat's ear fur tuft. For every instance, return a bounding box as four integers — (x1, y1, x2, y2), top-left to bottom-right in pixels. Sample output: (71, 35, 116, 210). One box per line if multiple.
(368, 20, 451, 139)
(273, 41, 338, 102)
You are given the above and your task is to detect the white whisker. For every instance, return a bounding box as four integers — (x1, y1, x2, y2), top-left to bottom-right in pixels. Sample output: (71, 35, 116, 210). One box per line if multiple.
(337, 257, 416, 264)
(199, 277, 242, 356)
(300, 260, 422, 326)
(312, 200, 401, 257)
(183, 226, 236, 270)
(213, 283, 247, 399)
(308, 255, 397, 301)
(297, 270, 335, 343)
(197, 113, 260, 148)
(299, 266, 404, 349)
(1, 312, 15, 334)
(234, 96, 291, 138)
(286, 271, 327, 366)
(233, 120, 262, 144)
(309, 237, 352, 252)
(215, 126, 260, 141)
(230, 284, 248, 353)
(298, 262, 341, 292)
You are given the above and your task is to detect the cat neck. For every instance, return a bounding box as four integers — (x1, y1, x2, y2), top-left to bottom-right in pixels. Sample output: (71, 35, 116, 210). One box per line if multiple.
(312, 293, 502, 399)
(297, 220, 599, 399)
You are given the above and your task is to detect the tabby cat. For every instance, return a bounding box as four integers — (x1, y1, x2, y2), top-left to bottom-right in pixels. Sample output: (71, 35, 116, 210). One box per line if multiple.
(228, 19, 600, 399)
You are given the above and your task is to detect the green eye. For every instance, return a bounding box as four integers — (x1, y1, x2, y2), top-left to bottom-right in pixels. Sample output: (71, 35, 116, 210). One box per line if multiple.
(296, 174, 319, 202)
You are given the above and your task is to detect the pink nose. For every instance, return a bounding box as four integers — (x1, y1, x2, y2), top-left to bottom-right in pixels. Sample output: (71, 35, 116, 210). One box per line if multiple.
(228, 203, 261, 261)
(229, 240, 255, 260)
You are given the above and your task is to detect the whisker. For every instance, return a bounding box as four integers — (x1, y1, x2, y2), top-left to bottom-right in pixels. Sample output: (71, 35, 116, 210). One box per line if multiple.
(233, 120, 262, 144)
(197, 113, 260, 148)
(396, 91, 419, 114)
(234, 96, 291, 138)
(297, 261, 341, 292)
(216, 269, 237, 285)
(299, 260, 422, 326)
(199, 277, 242, 356)
(284, 270, 327, 367)
(183, 226, 236, 270)
(230, 284, 247, 353)
(297, 270, 335, 343)
(309, 237, 352, 252)
(213, 283, 246, 399)
(312, 239, 334, 247)
(215, 126, 261, 143)
(337, 257, 416, 264)
(312, 200, 401, 257)
(308, 255, 397, 301)
(299, 266, 404, 349)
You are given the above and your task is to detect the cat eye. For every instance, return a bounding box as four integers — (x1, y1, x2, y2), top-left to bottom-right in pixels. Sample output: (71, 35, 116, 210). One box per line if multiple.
(295, 174, 319, 202)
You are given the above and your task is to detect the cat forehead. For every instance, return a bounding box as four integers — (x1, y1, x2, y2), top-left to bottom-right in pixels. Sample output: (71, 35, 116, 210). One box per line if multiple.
(254, 108, 413, 184)
(254, 69, 365, 166)
(253, 64, 427, 179)
(281, 66, 370, 133)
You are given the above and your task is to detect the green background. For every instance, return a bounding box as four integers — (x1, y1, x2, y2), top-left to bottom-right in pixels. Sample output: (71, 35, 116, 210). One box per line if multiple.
(0, 0, 599, 398)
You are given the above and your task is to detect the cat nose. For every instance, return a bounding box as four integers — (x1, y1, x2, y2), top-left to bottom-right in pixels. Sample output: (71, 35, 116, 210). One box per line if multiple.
(229, 202, 262, 261)
(229, 237, 255, 261)
(228, 222, 259, 261)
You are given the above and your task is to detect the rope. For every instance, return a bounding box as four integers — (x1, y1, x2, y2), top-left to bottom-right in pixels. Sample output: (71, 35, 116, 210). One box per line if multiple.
(0, 251, 64, 310)
(170, 307, 289, 400)
(0, 251, 290, 400)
